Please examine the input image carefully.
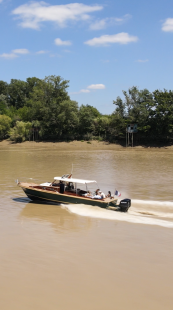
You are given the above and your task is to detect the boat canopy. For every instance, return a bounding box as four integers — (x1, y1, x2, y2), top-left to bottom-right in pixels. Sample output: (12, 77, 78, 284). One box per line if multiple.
(54, 177, 97, 184)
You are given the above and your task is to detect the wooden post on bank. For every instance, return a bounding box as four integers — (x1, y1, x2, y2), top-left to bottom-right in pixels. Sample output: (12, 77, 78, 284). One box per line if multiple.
(132, 132, 133, 147)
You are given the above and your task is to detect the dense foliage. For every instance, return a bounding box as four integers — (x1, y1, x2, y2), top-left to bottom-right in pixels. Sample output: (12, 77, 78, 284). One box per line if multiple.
(0, 75, 173, 145)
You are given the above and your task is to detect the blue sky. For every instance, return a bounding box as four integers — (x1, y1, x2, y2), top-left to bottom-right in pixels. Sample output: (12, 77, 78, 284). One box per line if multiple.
(0, 0, 173, 114)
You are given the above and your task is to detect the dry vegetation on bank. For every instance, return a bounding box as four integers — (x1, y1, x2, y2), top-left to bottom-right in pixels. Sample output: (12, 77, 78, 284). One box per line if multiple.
(1, 139, 173, 151)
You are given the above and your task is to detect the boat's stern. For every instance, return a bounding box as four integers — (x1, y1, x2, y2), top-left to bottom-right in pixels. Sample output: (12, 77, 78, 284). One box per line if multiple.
(107, 198, 131, 212)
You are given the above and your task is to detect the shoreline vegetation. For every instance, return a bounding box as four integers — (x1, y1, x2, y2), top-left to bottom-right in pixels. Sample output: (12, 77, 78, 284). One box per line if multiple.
(1, 139, 173, 151)
(1, 75, 173, 147)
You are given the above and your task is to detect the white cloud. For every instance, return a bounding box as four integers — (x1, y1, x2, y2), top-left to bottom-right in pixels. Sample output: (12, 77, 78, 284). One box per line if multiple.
(55, 38, 71, 46)
(12, 2, 103, 30)
(12, 48, 29, 54)
(63, 49, 71, 53)
(36, 50, 47, 54)
(89, 14, 132, 30)
(80, 89, 90, 93)
(90, 19, 107, 30)
(71, 83, 105, 94)
(85, 32, 138, 46)
(0, 53, 18, 59)
(162, 18, 173, 32)
(87, 84, 105, 89)
(0, 0, 3, 3)
(70, 89, 90, 94)
(136, 59, 149, 63)
(49, 53, 62, 58)
(0, 48, 29, 59)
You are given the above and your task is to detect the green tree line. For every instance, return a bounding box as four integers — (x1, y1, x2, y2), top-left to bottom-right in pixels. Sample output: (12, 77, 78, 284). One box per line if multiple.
(0, 75, 173, 144)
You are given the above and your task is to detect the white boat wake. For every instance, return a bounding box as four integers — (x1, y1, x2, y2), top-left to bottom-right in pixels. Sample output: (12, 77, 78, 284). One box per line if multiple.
(61, 199, 173, 228)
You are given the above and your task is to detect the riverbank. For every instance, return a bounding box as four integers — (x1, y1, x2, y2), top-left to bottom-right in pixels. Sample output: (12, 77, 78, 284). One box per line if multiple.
(1, 139, 173, 151)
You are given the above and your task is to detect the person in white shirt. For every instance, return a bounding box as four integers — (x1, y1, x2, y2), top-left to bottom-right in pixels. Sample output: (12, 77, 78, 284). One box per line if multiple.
(99, 191, 105, 199)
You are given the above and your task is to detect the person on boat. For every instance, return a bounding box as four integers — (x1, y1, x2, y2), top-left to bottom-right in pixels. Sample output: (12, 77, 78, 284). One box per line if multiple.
(83, 191, 93, 198)
(93, 194, 102, 199)
(60, 181, 65, 194)
(93, 191, 102, 199)
(106, 191, 111, 198)
(66, 182, 74, 191)
(99, 191, 105, 199)
(95, 188, 100, 195)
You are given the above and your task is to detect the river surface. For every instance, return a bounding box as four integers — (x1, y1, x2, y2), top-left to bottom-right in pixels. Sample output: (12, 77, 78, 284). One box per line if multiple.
(0, 142, 173, 310)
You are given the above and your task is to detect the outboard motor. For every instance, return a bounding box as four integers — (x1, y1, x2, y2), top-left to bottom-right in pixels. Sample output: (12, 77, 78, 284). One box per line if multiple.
(119, 198, 131, 212)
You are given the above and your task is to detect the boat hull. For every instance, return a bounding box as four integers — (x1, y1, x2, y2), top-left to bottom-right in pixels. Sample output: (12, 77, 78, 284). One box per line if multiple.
(21, 186, 118, 209)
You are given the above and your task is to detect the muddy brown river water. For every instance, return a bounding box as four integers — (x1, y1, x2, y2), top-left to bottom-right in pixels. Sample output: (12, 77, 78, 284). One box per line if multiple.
(0, 141, 173, 310)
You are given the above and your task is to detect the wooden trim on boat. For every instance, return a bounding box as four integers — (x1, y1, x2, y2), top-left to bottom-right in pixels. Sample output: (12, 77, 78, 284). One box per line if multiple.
(19, 182, 116, 205)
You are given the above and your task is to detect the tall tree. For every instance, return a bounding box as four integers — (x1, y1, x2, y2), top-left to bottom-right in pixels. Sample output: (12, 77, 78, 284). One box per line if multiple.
(0, 81, 8, 96)
(0, 95, 8, 114)
(79, 104, 101, 137)
(25, 76, 72, 139)
(8, 79, 28, 109)
(152, 89, 173, 139)
(112, 87, 154, 139)
(0, 115, 11, 140)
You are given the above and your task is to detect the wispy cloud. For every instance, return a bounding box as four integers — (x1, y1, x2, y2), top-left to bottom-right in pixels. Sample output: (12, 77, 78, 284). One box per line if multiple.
(70, 89, 90, 95)
(85, 32, 138, 46)
(12, 48, 29, 54)
(136, 59, 149, 63)
(90, 19, 106, 31)
(49, 53, 62, 58)
(89, 14, 132, 30)
(0, 0, 3, 3)
(55, 38, 72, 46)
(80, 89, 90, 93)
(63, 49, 72, 53)
(0, 53, 18, 59)
(87, 84, 105, 89)
(71, 83, 106, 94)
(162, 18, 173, 32)
(12, 2, 103, 30)
(0, 48, 29, 59)
(36, 50, 48, 54)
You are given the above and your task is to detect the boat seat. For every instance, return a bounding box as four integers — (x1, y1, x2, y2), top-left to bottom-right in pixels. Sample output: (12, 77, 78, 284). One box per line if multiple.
(78, 189, 87, 196)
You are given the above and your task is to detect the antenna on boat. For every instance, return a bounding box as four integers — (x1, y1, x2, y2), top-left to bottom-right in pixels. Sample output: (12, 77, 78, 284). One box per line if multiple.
(71, 163, 73, 175)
